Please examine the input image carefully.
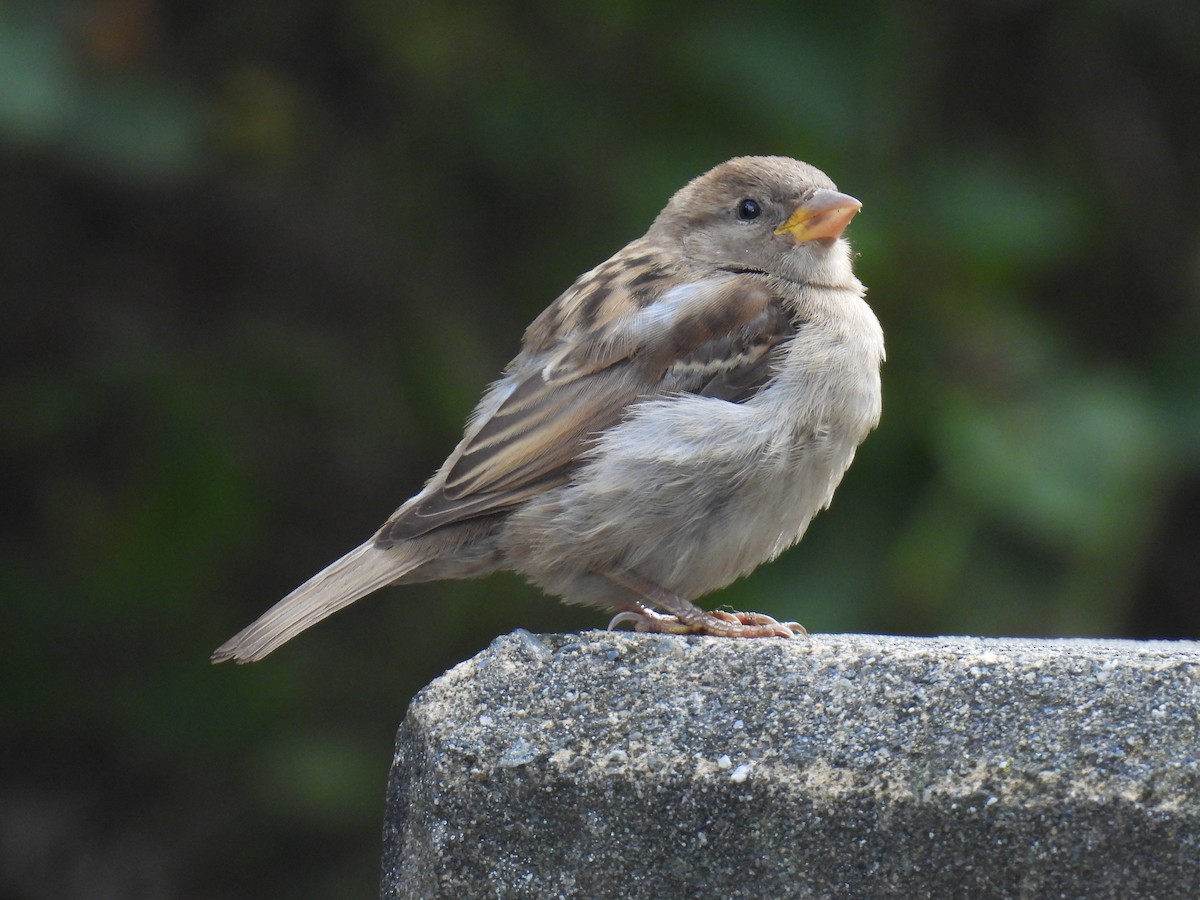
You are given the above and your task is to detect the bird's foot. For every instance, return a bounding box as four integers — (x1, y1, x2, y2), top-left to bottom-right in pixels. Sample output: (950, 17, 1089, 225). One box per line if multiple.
(709, 609, 809, 638)
(608, 607, 806, 639)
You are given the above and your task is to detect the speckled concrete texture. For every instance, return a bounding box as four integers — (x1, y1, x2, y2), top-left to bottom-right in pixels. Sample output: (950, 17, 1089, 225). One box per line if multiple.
(382, 631, 1200, 899)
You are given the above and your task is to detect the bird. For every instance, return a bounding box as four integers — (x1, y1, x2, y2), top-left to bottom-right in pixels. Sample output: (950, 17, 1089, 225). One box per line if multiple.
(212, 156, 884, 663)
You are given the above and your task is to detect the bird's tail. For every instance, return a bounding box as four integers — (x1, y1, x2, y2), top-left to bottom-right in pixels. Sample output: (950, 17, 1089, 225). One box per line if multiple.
(211, 540, 426, 663)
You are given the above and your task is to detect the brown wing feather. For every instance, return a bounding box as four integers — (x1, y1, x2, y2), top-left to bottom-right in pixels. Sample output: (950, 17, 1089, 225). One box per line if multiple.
(675, 302, 799, 402)
(378, 275, 794, 543)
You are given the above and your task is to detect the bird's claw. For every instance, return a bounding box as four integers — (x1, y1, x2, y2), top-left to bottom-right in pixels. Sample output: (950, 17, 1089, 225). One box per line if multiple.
(608, 608, 806, 639)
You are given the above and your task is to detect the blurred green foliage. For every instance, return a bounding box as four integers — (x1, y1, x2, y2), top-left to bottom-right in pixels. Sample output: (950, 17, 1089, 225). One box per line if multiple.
(3, 0, 1199, 897)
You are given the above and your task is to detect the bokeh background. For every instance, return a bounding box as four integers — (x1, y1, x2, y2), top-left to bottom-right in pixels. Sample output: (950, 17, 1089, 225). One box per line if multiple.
(4, 1, 1199, 897)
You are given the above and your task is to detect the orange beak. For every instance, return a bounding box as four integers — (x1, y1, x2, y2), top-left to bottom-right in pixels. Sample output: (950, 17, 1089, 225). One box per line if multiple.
(774, 188, 862, 243)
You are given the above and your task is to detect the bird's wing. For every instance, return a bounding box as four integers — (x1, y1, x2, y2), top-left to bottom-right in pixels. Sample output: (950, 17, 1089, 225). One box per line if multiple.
(377, 273, 796, 542)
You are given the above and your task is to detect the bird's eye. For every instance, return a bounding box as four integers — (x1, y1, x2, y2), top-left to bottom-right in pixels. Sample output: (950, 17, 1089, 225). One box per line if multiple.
(736, 198, 762, 221)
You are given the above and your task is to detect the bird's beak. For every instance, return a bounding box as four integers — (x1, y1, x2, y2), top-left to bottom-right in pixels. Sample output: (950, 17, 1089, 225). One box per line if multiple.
(774, 189, 862, 243)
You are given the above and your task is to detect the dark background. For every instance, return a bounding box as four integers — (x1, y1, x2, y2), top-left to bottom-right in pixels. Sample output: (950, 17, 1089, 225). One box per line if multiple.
(4, 1, 1199, 897)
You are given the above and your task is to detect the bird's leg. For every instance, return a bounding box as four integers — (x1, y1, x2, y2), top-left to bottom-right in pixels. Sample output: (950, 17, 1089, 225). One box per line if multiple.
(603, 569, 806, 639)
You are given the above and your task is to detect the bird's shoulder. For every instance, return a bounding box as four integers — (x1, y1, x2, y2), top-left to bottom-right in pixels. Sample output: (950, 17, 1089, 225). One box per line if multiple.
(521, 237, 690, 355)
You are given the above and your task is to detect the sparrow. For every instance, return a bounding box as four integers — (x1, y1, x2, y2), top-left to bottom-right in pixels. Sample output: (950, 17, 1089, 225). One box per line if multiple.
(212, 156, 884, 663)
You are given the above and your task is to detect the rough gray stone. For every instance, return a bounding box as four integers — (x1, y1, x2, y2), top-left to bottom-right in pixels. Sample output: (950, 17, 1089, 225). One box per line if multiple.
(382, 631, 1200, 899)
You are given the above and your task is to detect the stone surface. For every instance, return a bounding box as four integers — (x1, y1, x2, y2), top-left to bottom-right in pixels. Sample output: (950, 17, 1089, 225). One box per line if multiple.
(382, 631, 1200, 899)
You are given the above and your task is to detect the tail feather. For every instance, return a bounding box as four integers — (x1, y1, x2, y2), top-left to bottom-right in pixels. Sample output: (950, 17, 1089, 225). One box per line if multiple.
(212, 540, 425, 663)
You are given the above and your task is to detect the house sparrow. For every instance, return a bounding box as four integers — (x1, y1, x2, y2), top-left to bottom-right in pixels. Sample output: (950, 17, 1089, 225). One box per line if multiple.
(212, 156, 884, 663)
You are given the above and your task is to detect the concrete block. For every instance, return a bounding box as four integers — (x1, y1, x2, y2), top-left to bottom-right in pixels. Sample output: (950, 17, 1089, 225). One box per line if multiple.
(382, 631, 1200, 898)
